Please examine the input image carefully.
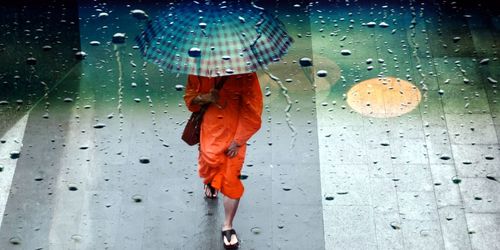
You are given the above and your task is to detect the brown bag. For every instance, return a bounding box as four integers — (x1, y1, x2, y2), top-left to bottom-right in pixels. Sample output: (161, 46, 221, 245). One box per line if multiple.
(181, 107, 207, 146)
(181, 76, 228, 146)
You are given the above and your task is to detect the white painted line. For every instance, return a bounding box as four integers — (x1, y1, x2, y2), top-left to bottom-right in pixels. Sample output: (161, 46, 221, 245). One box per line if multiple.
(0, 113, 29, 227)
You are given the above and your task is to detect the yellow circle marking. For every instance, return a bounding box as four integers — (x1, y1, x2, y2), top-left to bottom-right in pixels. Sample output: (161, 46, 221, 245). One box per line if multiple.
(346, 77, 422, 118)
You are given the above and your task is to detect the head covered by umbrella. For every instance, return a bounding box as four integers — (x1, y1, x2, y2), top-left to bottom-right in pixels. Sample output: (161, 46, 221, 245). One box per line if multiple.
(135, 0, 293, 77)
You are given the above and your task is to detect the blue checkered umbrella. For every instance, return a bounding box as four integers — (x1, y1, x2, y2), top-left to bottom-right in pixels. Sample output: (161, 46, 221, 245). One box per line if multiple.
(135, 1, 293, 77)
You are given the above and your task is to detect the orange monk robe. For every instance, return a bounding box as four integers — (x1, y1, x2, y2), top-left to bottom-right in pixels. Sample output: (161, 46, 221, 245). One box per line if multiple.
(183, 72, 263, 199)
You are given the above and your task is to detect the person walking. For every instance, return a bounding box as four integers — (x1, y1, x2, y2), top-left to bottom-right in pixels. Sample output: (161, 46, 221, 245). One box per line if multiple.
(183, 72, 263, 249)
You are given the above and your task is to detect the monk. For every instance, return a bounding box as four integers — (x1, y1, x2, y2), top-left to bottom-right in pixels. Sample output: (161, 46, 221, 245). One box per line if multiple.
(183, 72, 263, 249)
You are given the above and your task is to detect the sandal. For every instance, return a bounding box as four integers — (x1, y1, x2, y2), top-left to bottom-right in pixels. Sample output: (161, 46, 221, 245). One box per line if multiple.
(204, 183, 218, 199)
(222, 229, 239, 249)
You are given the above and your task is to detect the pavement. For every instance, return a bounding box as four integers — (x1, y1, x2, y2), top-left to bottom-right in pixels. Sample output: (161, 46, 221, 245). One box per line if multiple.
(0, 0, 499, 249)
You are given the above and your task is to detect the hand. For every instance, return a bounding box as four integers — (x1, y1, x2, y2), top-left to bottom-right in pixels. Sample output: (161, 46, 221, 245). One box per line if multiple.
(226, 141, 240, 158)
(194, 89, 219, 105)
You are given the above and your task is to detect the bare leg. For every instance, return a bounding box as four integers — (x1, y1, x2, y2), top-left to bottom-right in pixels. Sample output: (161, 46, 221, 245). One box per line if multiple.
(222, 196, 240, 245)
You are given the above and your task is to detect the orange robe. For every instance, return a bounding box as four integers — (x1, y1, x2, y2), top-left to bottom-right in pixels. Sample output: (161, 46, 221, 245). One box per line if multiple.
(183, 72, 263, 199)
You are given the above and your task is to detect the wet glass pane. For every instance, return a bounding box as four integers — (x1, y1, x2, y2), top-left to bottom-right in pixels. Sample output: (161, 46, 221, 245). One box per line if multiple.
(1, 0, 499, 249)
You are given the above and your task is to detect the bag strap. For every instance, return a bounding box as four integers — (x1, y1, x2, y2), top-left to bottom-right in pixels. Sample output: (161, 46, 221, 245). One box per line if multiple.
(214, 75, 228, 90)
(196, 75, 229, 112)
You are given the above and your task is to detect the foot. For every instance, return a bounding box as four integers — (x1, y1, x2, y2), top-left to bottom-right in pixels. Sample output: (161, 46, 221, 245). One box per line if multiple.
(204, 183, 218, 199)
(221, 229, 239, 249)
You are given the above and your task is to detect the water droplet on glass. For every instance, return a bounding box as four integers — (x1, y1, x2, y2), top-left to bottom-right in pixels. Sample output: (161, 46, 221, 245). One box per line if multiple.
(93, 123, 106, 129)
(250, 227, 262, 234)
(130, 9, 149, 20)
(316, 70, 328, 77)
(132, 194, 143, 203)
(139, 157, 150, 164)
(188, 47, 201, 57)
(112, 33, 126, 44)
(9, 237, 21, 245)
(366, 21, 376, 27)
(340, 49, 352, 56)
(299, 57, 313, 67)
(379, 22, 389, 28)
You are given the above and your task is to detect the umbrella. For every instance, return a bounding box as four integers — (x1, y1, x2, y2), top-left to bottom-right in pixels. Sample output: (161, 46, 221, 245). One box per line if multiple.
(135, 0, 293, 77)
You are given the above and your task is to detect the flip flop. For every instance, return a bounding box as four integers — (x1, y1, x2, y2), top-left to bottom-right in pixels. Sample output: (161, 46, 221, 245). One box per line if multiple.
(204, 183, 218, 199)
(222, 229, 239, 249)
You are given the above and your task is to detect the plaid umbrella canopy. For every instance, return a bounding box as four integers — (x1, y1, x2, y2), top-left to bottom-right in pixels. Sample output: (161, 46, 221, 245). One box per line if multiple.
(135, 1, 293, 77)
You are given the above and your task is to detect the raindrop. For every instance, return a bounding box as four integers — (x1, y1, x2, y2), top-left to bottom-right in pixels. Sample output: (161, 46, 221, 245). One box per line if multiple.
(63, 97, 74, 102)
(26, 57, 37, 65)
(188, 47, 201, 57)
(340, 49, 352, 56)
(89, 41, 101, 46)
(75, 51, 87, 60)
(42, 45, 52, 51)
(132, 195, 143, 203)
(451, 176, 462, 184)
(453, 36, 461, 43)
(366, 21, 376, 27)
(487, 77, 497, 84)
(93, 123, 106, 129)
(325, 196, 334, 201)
(379, 22, 389, 28)
(438, 89, 444, 95)
(486, 175, 497, 182)
(139, 157, 150, 164)
(250, 227, 262, 234)
(299, 57, 313, 67)
(316, 70, 328, 77)
(282, 187, 292, 191)
(130, 9, 149, 20)
(479, 58, 489, 65)
(390, 222, 401, 230)
(9, 237, 21, 245)
(175, 85, 184, 91)
(199, 22, 207, 29)
(10, 151, 20, 159)
(71, 234, 83, 242)
(112, 33, 126, 44)
(68, 184, 78, 191)
(440, 155, 451, 160)
(98, 12, 109, 18)
(239, 174, 248, 180)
